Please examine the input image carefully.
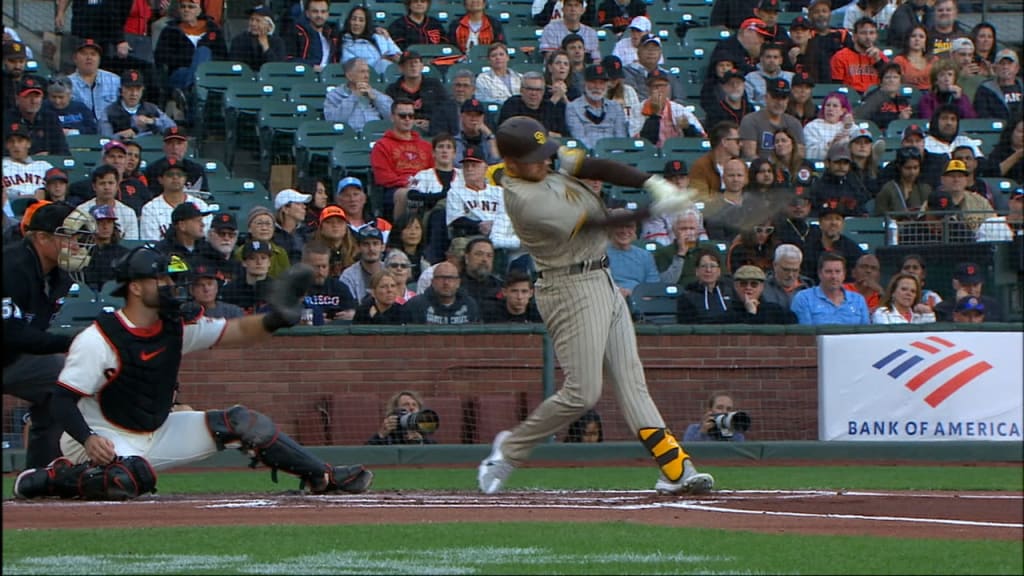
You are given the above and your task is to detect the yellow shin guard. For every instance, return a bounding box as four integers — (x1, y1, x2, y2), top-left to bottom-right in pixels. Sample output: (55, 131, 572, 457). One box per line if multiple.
(639, 427, 690, 482)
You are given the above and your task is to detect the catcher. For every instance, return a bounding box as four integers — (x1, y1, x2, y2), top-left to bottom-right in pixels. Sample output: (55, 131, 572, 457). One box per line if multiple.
(14, 245, 373, 500)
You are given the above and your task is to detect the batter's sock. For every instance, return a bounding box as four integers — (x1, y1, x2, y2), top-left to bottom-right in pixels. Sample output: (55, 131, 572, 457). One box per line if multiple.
(639, 427, 690, 482)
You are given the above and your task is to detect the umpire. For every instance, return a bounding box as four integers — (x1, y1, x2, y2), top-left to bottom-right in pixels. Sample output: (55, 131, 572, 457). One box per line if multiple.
(3, 202, 95, 468)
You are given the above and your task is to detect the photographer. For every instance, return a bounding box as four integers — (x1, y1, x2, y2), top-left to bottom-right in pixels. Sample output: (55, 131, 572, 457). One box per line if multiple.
(367, 390, 438, 445)
(683, 392, 748, 442)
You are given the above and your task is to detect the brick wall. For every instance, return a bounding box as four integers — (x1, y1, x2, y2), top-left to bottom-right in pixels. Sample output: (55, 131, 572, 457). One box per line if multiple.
(177, 332, 818, 445)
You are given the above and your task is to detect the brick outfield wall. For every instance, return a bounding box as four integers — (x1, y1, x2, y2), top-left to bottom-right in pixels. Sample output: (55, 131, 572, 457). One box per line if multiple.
(178, 332, 818, 446)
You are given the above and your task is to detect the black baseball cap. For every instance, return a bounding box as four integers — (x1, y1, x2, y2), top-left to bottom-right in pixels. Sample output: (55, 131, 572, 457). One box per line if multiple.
(398, 50, 422, 64)
(601, 54, 624, 79)
(18, 76, 44, 97)
(121, 69, 145, 87)
(6, 121, 30, 139)
(163, 126, 187, 141)
(789, 15, 812, 30)
(953, 262, 983, 284)
(45, 167, 69, 182)
(817, 201, 841, 218)
(926, 189, 954, 211)
(757, 0, 780, 11)
(902, 123, 926, 140)
(160, 158, 188, 176)
(584, 64, 609, 81)
(721, 69, 745, 83)
(645, 68, 671, 85)
(4, 41, 28, 59)
(357, 226, 384, 243)
(210, 211, 238, 230)
(664, 159, 688, 177)
(25, 203, 76, 233)
(242, 240, 272, 258)
(766, 77, 791, 97)
(462, 145, 487, 164)
(496, 116, 560, 163)
(76, 38, 102, 53)
(792, 71, 814, 87)
(461, 98, 485, 114)
(171, 202, 211, 223)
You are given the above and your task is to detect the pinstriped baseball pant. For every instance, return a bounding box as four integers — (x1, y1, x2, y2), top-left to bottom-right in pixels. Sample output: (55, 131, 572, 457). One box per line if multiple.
(500, 267, 666, 466)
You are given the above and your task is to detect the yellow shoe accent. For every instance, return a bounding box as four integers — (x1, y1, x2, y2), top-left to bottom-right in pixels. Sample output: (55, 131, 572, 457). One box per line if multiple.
(639, 427, 690, 482)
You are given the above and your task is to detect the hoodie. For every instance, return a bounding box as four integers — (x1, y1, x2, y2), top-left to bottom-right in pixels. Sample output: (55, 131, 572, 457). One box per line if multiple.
(676, 281, 734, 324)
(369, 129, 435, 189)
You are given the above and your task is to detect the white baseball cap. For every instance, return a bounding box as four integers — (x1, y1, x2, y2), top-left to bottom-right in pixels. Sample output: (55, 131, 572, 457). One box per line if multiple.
(629, 16, 652, 33)
(951, 37, 974, 53)
(274, 188, 312, 211)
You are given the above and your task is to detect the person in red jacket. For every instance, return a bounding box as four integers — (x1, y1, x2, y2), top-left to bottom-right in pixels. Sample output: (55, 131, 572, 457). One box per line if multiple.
(370, 98, 434, 220)
(831, 17, 888, 95)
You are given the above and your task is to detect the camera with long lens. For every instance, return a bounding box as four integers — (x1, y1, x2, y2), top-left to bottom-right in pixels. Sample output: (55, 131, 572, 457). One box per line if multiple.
(710, 411, 751, 439)
(395, 408, 440, 435)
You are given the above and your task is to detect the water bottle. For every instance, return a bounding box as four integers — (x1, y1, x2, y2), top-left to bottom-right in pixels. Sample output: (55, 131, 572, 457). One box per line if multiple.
(300, 308, 314, 326)
(886, 219, 899, 246)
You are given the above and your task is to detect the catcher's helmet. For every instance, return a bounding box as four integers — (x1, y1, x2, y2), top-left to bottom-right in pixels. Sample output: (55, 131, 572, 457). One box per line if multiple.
(110, 245, 189, 297)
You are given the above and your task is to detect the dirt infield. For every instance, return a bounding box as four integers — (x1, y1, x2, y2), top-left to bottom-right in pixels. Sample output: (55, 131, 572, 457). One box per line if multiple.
(4, 489, 1022, 541)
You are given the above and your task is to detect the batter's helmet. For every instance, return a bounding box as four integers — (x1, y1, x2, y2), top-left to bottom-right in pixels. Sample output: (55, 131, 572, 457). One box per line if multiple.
(495, 116, 560, 163)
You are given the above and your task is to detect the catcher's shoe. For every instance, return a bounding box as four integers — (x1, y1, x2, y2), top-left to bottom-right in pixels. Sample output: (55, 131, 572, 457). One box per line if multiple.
(654, 459, 714, 495)
(478, 430, 514, 494)
(13, 457, 74, 499)
(312, 465, 373, 494)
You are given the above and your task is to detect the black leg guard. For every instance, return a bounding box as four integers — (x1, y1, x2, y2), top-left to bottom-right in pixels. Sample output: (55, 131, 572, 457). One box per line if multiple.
(206, 405, 372, 493)
(15, 456, 157, 500)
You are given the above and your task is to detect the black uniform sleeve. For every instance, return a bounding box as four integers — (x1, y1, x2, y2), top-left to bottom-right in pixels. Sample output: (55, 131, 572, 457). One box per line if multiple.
(51, 385, 94, 445)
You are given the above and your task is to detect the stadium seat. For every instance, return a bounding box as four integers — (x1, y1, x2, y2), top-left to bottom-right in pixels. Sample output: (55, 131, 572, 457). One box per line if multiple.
(289, 81, 329, 103)
(133, 134, 166, 154)
(591, 137, 656, 159)
(66, 134, 109, 152)
(630, 282, 680, 324)
(294, 120, 350, 181)
(684, 26, 731, 45)
(660, 136, 711, 155)
(959, 118, 1007, 134)
(319, 62, 347, 85)
(358, 118, 393, 141)
(843, 216, 886, 252)
(329, 138, 375, 188)
(193, 61, 255, 146)
(257, 99, 316, 178)
(209, 191, 271, 234)
(886, 118, 929, 140)
(223, 80, 280, 171)
(53, 296, 116, 330)
(258, 61, 318, 89)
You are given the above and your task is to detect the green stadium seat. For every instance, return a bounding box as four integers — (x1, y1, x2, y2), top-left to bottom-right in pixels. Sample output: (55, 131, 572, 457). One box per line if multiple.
(294, 120, 350, 181)
(258, 61, 319, 89)
(591, 137, 657, 159)
(630, 282, 680, 324)
(223, 80, 280, 171)
(257, 99, 316, 178)
(193, 61, 255, 148)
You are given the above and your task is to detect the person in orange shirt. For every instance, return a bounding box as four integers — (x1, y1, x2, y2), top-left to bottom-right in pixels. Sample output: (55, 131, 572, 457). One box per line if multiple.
(831, 17, 887, 95)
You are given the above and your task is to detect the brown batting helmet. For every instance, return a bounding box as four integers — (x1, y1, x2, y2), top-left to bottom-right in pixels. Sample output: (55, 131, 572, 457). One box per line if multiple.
(495, 116, 560, 163)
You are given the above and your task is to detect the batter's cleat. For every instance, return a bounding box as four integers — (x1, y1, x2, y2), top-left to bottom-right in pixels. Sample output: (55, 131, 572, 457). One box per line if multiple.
(478, 430, 514, 494)
(312, 465, 374, 494)
(13, 457, 73, 499)
(654, 459, 714, 495)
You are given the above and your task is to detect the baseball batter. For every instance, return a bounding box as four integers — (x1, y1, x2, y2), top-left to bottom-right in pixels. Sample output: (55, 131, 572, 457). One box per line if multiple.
(14, 246, 373, 500)
(477, 116, 715, 495)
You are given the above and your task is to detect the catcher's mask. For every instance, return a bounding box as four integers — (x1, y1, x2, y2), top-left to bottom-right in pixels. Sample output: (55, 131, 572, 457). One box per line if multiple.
(111, 245, 191, 319)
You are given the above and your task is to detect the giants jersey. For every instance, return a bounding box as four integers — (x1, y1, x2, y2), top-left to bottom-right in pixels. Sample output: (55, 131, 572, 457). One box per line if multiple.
(2, 157, 53, 198)
(445, 181, 522, 251)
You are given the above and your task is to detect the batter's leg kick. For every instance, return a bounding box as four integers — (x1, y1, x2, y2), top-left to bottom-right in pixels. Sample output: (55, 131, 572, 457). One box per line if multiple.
(206, 404, 373, 494)
(14, 456, 158, 500)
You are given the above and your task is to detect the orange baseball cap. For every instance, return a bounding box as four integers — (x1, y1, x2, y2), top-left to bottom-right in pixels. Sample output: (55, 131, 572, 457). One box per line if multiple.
(319, 205, 348, 224)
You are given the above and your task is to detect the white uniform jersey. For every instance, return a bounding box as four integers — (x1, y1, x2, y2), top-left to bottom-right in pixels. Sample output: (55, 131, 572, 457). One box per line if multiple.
(445, 181, 521, 251)
(2, 157, 53, 199)
(77, 198, 141, 240)
(139, 194, 212, 240)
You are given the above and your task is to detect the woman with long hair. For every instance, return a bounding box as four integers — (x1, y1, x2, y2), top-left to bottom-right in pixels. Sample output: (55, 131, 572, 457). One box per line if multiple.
(354, 269, 406, 325)
(310, 205, 358, 278)
(564, 409, 603, 443)
(874, 146, 932, 216)
(917, 58, 977, 121)
(122, 140, 148, 187)
(970, 22, 997, 72)
(769, 127, 810, 185)
(385, 212, 429, 282)
(726, 218, 777, 274)
(987, 117, 1024, 184)
(341, 5, 401, 76)
(855, 63, 914, 132)
(602, 55, 643, 137)
(543, 49, 579, 105)
(803, 91, 856, 160)
(474, 42, 522, 104)
(744, 158, 777, 214)
(892, 25, 935, 90)
(366, 389, 434, 444)
(387, 0, 448, 50)
(786, 73, 817, 126)
(299, 176, 331, 231)
(871, 273, 936, 324)
(899, 254, 942, 310)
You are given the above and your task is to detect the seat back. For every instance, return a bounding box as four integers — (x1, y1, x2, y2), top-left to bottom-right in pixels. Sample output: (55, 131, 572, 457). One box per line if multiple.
(258, 61, 318, 88)
(630, 282, 681, 324)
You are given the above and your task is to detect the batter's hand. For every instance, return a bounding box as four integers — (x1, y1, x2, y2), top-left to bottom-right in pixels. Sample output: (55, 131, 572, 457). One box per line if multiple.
(557, 145, 585, 176)
(85, 434, 116, 466)
(645, 176, 691, 216)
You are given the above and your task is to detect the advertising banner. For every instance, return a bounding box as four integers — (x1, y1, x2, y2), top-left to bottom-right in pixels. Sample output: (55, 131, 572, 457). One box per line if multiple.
(819, 332, 1023, 441)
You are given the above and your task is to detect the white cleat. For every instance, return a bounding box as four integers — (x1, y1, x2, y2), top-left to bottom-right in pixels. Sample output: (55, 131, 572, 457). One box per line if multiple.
(477, 430, 514, 494)
(654, 459, 715, 495)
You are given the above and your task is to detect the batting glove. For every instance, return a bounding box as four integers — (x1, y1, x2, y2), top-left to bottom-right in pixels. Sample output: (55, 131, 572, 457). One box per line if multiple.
(557, 145, 586, 176)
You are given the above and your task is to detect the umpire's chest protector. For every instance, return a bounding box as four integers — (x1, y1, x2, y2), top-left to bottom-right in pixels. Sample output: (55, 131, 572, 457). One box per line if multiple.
(95, 313, 184, 432)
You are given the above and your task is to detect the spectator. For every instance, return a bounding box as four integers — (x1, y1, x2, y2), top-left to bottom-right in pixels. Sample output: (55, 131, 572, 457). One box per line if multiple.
(602, 209, 656, 297)
(382, 249, 418, 302)
(539, 0, 600, 63)
(43, 75, 98, 136)
(887, 0, 933, 54)
(273, 188, 311, 264)
(810, 142, 870, 217)
(385, 51, 459, 137)
(448, 0, 505, 54)
(804, 91, 855, 161)
(335, 176, 393, 239)
(283, 0, 339, 72)
(155, 201, 208, 268)
(138, 160, 210, 240)
(948, 38, 986, 102)
(341, 227, 386, 301)
(986, 118, 1023, 185)
(353, 268, 405, 324)
(725, 264, 797, 324)
(676, 248, 735, 324)
(69, 140, 151, 215)
(404, 132, 459, 219)
(925, 0, 969, 57)
(482, 268, 542, 323)
(454, 98, 500, 166)
(195, 211, 244, 284)
(2, 122, 52, 203)
(761, 243, 811, 308)
(950, 295, 986, 323)
(543, 48, 580, 108)
(745, 43, 793, 108)
(637, 69, 704, 146)
(802, 202, 864, 279)
(102, 69, 175, 139)
(871, 272, 935, 324)
(66, 38, 121, 128)
(300, 176, 331, 230)
(770, 127, 812, 186)
(785, 71, 816, 126)
(41, 168, 71, 204)
(855, 64, 914, 133)
(5, 77, 69, 157)
(3, 40, 28, 112)
(753, 0, 788, 45)
(447, 146, 520, 259)
(974, 49, 1022, 124)
(952, 145, 999, 211)
(219, 240, 273, 312)
(499, 71, 567, 137)
(703, 157, 751, 242)
(154, 0, 227, 118)
(874, 147, 932, 217)
(233, 206, 290, 278)
(597, 0, 645, 34)
(683, 392, 747, 442)
(846, 127, 882, 201)
(709, 18, 770, 79)
(612, 16, 652, 67)
(566, 64, 627, 149)
(892, 25, 935, 91)
(791, 252, 869, 325)
(623, 35, 686, 103)
(301, 238, 357, 323)
(701, 57, 740, 114)
(75, 163, 140, 240)
(229, 6, 288, 71)
(653, 208, 707, 286)
(727, 218, 778, 274)
(933, 262, 1002, 322)
(367, 391, 436, 444)
(449, 68, 478, 108)
(772, 183, 813, 250)
(339, 5, 400, 77)
(474, 43, 521, 105)
(564, 409, 603, 442)
(403, 260, 482, 323)
(843, 253, 883, 312)
(386, 213, 429, 282)
(145, 126, 204, 196)
(54, 0, 128, 60)
(417, 236, 470, 292)
(324, 58, 394, 133)
(970, 22, 998, 70)
(185, 264, 244, 319)
(744, 157, 781, 213)
(739, 78, 804, 160)
(690, 121, 740, 201)
(707, 69, 756, 131)
(453, 236, 501, 307)
(641, 160, 698, 246)
(842, 0, 894, 34)
(802, 0, 852, 84)
(371, 98, 435, 219)
(79, 204, 128, 293)
(121, 140, 147, 187)
(918, 59, 977, 122)
(784, 16, 812, 76)
(922, 160, 995, 231)
(387, 0, 448, 51)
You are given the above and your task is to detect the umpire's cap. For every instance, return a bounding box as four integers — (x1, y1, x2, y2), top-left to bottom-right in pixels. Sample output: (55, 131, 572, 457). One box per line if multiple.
(111, 245, 188, 297)
(496, 116, 560, 163)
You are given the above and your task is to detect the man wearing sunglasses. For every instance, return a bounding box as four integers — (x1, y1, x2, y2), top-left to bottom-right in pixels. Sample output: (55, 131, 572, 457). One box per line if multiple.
(370, 98, 435, 219)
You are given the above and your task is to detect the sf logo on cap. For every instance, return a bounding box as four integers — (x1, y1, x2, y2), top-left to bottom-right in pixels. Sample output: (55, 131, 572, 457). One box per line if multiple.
(533, 131, 546, 145)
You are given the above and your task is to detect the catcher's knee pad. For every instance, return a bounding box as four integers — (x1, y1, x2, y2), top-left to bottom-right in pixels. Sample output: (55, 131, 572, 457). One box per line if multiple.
(62, 456, 157, 500)
(639, 427, 690, 482)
